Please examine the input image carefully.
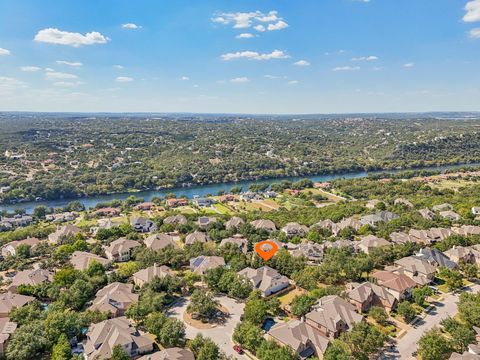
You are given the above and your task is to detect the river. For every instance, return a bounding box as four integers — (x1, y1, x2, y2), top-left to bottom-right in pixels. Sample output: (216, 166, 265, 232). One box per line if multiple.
(2, 162, 479, 214)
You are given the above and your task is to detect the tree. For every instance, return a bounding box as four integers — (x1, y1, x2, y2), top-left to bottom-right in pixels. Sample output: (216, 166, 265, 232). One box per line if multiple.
(159, 318, 185, 347)
(109, 345, 130, 360)
(458, 292, 480, 326)
(187, 289, 219, 320)
(438, 267, 463, 291)
(369, 306, 388, 326)
(396, 301, 416, 323)
(15, 244, 31, 259)
(412, 286, 433, 307)
(323, 340, 350, 360)
(256, 339, 299, 360)
(189, 334, 221, 360)
(339, 322, 387, 359)
(233, 321, 263, 351)
(418, 328, 451, 360)
(5, 320, 49, 360)
(51, 334, 72, 360)
(290, 294, 316, 317)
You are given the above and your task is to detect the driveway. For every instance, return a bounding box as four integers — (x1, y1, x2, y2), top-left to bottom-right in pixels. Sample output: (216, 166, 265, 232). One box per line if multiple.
(167, 296, 248, 359)
(381, 283, 480, 360)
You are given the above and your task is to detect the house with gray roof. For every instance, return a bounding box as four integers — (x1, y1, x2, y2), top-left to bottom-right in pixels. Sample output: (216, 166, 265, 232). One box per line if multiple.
(144, 233, 178, 251)
(48, 224, 81, 244)
(356, 235, 391, 254)
(225, 216, 245, 230)
(132, 264, 173, 287)
(347, 281, 397, 313)
(238, 266, 290, 297)
(130, 217, 157, 233)
(219, 236, 249, 254)
(360, 211, 399, 227)
(290, 242, 324, 264)
(282, 222, 309, 237)
(138, 348, 195, 360)
(163, 214, 187, 226)
(185, 231, 208, 246)
(250, 219, 277, 232)
(189, 256, 225, 275)
(89, 282, 138, 317)
(416, 248, 457, 269)
(70, 251, 111, 271)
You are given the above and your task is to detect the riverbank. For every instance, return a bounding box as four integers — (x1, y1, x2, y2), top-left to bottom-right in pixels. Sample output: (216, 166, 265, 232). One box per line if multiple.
(2, 162, 480, 214)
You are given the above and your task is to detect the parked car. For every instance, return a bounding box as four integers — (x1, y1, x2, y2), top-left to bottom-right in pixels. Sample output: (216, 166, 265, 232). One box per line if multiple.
(233, 345, 244, 354)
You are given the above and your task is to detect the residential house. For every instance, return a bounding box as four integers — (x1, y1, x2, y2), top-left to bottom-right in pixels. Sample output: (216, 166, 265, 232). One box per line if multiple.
(440, 210, 462, 222)
(444, 246, 476, 265)
(417, 248, 457, 269)
(89, 282, 138, 317)
(219, 236, 249, 254)
(0, 215, 33, 230)
(432, 203, 454, 212)
(250, 219, 277, 232)
(8, 269, 53, 293)
(92, 208, 120, 217)
(360, 211, 399, 227)
(225, 216, 245, 230)
(356, 235, 391, 254)
(337, 217, 363, 232)
(0, 318, 16, 357)
(48, 224, 81, 244)
(185, 231, 208, 246)
(138, 348, 195, 360)
(267, 319, 330, 359)
(394, 256, 437, 285)
(130, 217, 157, 233)
(347, 282, 397, 313)
(419, 208, 436, 220)
(104, 238, 141, 262)
(163, 214, 187, 226)
(144, 233, 178, 251)
(135, 202, 156, 211)
(83, 317, 154, 359)
(1, 237, 40, 257)
(370, 271, 417, 300)
(290, 242, 324, 264)
(190, 256, 225, 275)
(313, 219, 340, 236)
(408, 229, 434, 245)
(193, 197, 214, 207)
(0, 292, 34, 317)
(70, 251, 111, 271)
(45, 212, 78, 223)
(389, 232, 412, 244)
(219, 194, 237, 203)
(237, 266, 290, 297)
(197, 216, 216, 229)
(132, 264, 173, 287)
(165, 198, 188, 208)
(282, 222, 309, 237)
(305, 295, 364, 339)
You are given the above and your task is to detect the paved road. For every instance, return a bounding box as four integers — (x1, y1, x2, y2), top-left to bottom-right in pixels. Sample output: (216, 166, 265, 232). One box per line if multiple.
(381, 283, 480, 360)
(167, 295, 248, 360)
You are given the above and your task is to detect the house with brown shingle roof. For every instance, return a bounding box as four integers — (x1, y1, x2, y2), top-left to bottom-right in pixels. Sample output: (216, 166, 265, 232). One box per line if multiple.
(132, 264, 173, 287)
(250, 219, 277, 232)
(305, 295, 363, 339)
(219, 236, 249, 254)
(1, 237, 41, 257)
(394, 256, 436, 285)
(70, 251, 111, 271)
(347, 281, 397, 313)
(225, 216, 245, 230)
(290, 242, 324, 264)
(0, 318, 17, 357)
(267, 319, 330, 359)
(370, 270, 417, 300)
(89, 282, 138, 317)
(83, 317, 154, 359)
(163, 214, 187, 226)
(138, 348, 195, 360)
(0, 292, 34, 317)
(238, 266, 290, 297)
(184, 231, 208, 246)
(356, 235, 391, 254)
(189, 256, 225, 275)
(48, 224, 81, 244)
(144, 233, 178, 251)
(444, 246, 476, 265)
(104, 238, 141, 262)
(8, 269, 53, 293)
(282, 222, 309, 237)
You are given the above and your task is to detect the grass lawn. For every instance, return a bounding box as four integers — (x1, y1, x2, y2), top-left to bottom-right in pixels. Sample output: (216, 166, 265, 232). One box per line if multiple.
(213, 203, 235, 215)
(278, 288, 306, 307)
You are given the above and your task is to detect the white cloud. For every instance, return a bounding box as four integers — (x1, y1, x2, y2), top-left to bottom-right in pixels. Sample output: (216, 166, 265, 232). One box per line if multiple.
(0, 48, 11, 56)
(53, 81, 83, 87)
(221, 50, 289, 61)
(56, 60, 83, 67)
(293, 60, 310, 66)
(403, 63, 415, 68)
(236, 33, 255, 39)
(180, 76, 190, 81)
(113, 65, 124, 70)
(34, 28, 109, 47)
(332, 66, 360, 72)
(264, 75, 287, 79)
(268, 20, 289, 31)
(45, 71, 78, 80)
(351, 55, 378, 61)
(0, 76, 26, 94)
(45, 68, 55, 72)
(116, 76, 134, 82)
(469, 28, 480, 38)
(464, 0, 480, 22)
(122, 23, 142, 29)
(230, 77, 250, 83)
(254, 25, 266, 32)
(212, 10, 283, 29)
(20, 66, 42, 72)
(288, 80, 299, 85)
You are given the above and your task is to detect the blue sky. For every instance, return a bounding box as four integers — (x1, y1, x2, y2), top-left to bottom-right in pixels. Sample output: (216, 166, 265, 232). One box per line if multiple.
(0, 0, 480, 114)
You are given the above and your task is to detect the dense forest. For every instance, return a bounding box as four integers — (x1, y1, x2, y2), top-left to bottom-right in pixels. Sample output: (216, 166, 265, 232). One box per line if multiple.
(1, 112, 480, 203)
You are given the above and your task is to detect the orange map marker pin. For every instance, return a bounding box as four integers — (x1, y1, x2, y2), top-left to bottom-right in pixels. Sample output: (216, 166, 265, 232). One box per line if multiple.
(255, 240, 279, 261)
